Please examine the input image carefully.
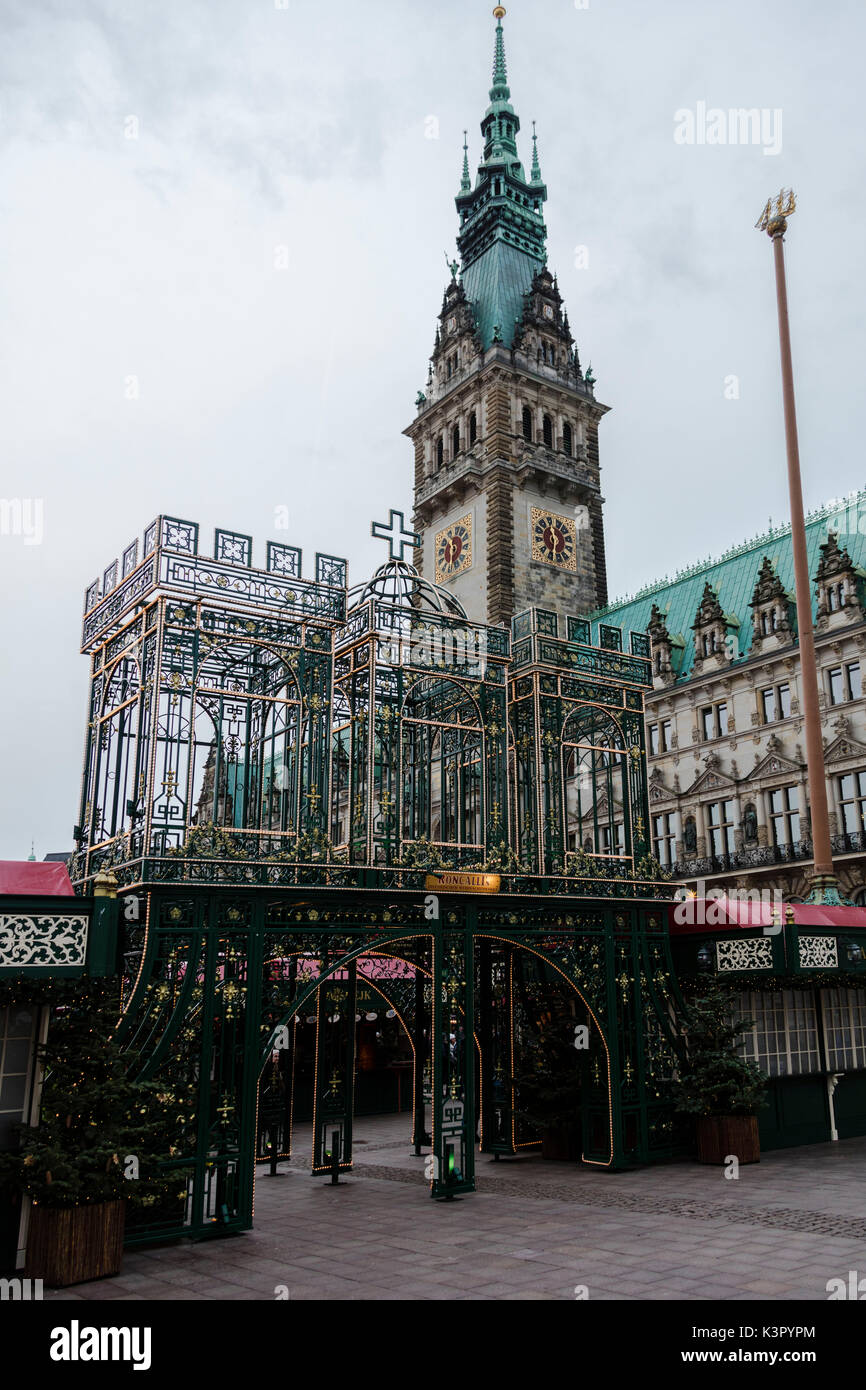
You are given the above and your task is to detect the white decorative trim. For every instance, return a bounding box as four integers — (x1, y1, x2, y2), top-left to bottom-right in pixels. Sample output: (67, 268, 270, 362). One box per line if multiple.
(716, 937, 773, 972)
(0, 915, 89, 968)
(798, 934, 838, 969)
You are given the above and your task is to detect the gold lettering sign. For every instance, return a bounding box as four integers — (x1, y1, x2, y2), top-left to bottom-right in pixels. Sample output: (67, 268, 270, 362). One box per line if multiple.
(424, 872, 501, 894)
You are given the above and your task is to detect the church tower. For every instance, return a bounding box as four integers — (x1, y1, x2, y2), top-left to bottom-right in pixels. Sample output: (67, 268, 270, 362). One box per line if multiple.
(406, 7, 609, 628)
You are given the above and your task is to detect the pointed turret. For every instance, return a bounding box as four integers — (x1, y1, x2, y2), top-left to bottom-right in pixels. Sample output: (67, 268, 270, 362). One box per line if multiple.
(530, 121, 543, 184)
(460, 131, 471, 194)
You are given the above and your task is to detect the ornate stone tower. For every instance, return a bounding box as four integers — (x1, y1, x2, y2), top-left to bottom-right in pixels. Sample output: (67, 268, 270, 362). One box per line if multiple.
(406, 7, 609, 628)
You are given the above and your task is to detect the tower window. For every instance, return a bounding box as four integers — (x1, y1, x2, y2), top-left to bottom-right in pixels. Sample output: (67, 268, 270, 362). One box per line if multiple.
(437, 436, 444, 470)
(563, 422, 573, 456)
(522, 406, 533, 442)
(469, 411, 477, 446)
(543, 415, 553, 449)
(452, 424, 460, 458)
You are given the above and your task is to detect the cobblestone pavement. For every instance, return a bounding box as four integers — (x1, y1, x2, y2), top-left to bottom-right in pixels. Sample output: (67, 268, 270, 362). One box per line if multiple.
(47, 1116, 866, 1302)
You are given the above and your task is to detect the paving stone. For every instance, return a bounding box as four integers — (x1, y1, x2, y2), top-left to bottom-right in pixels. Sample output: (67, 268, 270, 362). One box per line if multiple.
(56, 1117, 866, 1303)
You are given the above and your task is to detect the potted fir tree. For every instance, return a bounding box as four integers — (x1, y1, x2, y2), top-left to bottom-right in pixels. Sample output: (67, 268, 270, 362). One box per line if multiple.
(673, 985, 767, 1164)
(0, 978, 187, 1286)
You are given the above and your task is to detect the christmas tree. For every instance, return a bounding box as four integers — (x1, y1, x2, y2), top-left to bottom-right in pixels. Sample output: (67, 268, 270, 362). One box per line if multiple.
(0, 977, 192, 1210)
(673, 985, 767, 1118)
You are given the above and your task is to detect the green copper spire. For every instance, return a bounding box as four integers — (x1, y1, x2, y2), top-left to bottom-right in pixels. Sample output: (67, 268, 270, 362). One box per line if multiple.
(453, 6, 548, 349)
(490, 8, 510, 102)
(530, 121, 543, 183)
(460, 130, 471, 193)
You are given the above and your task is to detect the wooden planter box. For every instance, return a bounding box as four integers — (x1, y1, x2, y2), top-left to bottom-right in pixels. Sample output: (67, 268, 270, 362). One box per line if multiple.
(25, 1200, 125, 1287)
(696, 1115, 760, 1165)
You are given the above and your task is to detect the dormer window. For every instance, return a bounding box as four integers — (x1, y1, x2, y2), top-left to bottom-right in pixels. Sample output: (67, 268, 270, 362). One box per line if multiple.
(815, 531, 861, 627)
(760, 608, 778, 636)
(692, 581, 732, 667)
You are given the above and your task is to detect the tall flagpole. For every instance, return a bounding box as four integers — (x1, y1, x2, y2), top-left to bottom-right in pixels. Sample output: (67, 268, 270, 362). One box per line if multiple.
(756, 192, 840, 903)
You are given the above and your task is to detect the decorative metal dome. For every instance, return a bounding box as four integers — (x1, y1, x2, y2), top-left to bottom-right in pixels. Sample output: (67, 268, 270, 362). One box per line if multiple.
(348, 559, 468, 619)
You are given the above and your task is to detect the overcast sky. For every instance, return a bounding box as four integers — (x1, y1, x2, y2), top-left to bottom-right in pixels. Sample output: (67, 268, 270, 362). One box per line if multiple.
(1, 0, 864, 859)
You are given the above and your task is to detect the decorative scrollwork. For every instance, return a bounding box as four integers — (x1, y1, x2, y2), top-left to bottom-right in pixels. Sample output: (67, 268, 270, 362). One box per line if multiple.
(798, 934, 838, 969)
(716, 937, 773, 973)
(0, 914, 89, 967)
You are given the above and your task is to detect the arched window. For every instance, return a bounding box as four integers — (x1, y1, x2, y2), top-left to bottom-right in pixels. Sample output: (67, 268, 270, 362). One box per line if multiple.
(452, 424, 461, 458)
(92, 656, 142, 845)
(522, 406, 533, 442)
(543, 415, 553, 449)
(563, 422, 573, 456)
(562, 707, 630, 863)
(437, 436, 444, 470)
(469, 411, 477, 446)
(400, 678, 484, 862)
(188, 648, 301, 844)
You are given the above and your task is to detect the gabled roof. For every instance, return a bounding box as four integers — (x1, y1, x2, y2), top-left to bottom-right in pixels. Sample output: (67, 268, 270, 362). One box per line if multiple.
(591, 490, 866, 682)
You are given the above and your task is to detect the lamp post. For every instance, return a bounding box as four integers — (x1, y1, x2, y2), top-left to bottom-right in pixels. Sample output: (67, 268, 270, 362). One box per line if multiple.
(756, 191, 840, 903)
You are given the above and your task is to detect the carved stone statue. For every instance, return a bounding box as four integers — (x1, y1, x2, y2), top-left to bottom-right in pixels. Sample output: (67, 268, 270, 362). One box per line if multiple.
(743, 804, 758, 842)
(684, 817, 697, 853)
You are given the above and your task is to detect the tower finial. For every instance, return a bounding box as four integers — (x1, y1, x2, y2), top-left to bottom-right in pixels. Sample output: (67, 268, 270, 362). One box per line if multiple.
(460, 129, 471, 193)
(490, 7, 509, 102)
(531, 120, 542, 183)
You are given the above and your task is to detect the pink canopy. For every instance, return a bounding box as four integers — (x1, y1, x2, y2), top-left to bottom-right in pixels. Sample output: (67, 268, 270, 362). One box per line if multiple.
(0, 860, 74, 897)
(669, 895, 866, 934)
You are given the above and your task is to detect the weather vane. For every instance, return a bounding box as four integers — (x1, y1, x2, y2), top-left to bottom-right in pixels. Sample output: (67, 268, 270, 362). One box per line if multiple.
(755, 189, 797, 237)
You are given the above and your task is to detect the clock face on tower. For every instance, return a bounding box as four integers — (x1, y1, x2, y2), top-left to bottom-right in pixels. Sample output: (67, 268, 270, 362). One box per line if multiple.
(531, 508, 578, 571)
(435, 514, 473, 583)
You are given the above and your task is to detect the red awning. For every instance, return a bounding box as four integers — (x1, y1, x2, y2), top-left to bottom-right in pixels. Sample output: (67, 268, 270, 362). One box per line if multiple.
(0, 860, 74, 897)
(668, 895, 866, 934)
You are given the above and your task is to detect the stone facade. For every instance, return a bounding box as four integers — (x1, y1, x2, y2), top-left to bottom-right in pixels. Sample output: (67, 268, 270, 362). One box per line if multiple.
(629, 525, 866, 903)
(410, 280, 608, 629)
